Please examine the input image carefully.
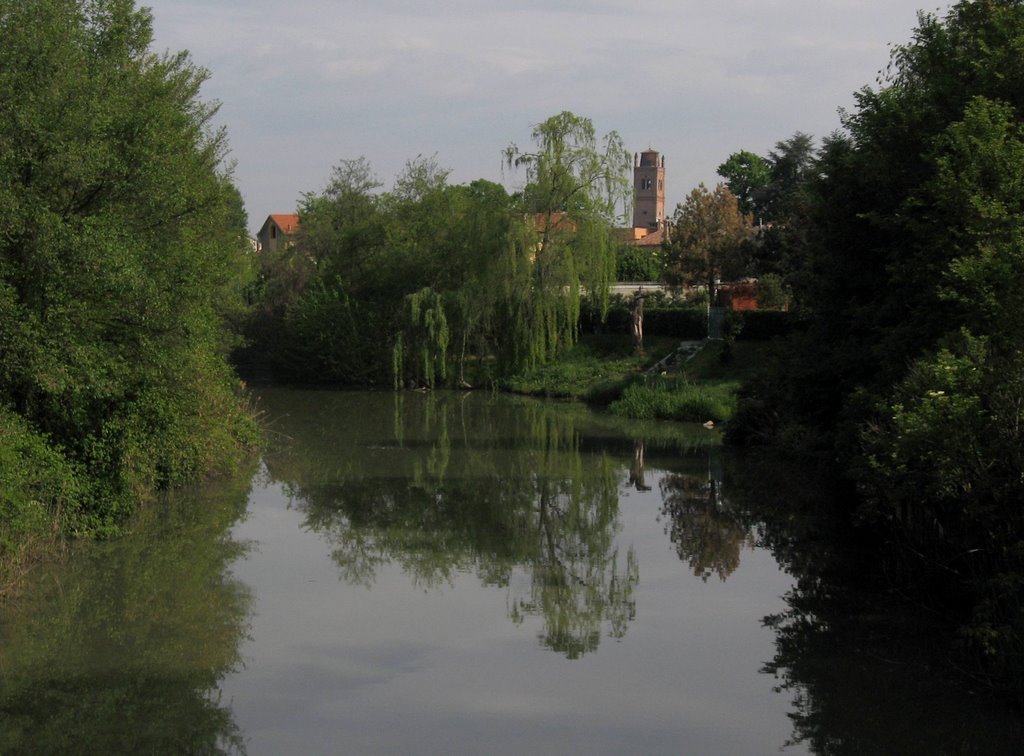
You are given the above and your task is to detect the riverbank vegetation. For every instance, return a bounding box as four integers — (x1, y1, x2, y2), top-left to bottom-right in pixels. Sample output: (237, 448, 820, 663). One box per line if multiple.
(247, 112, 632, 390)
(499, 333, 680, 400)
(4, 0, 1024, 709)
(501, 321, 772, 427)
(725, 0, 1024, 698)
(0, 0, 258, 588)
(608, 340, 769, 424)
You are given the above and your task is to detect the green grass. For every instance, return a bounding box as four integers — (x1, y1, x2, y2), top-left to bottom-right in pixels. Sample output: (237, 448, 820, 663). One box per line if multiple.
(502, 334, 774, 425)
(678, 340, 769, 383)
(609, 339, 771, 423)
(609, 374, 739, 423)
(501, 334, 678, 399)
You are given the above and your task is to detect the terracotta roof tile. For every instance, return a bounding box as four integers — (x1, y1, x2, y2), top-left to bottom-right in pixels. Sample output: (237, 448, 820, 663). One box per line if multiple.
(270, 214, 301, 234)
(634, 228, 664, 246)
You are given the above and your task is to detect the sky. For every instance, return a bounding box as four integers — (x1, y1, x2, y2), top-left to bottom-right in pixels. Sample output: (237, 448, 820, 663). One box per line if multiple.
(141, 0, 948, 234)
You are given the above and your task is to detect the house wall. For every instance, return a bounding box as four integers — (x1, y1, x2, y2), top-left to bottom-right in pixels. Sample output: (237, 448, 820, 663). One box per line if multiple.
(256, 221, 282, 254)
(717, 282, 759, 311)
(257, 215, 299, 254)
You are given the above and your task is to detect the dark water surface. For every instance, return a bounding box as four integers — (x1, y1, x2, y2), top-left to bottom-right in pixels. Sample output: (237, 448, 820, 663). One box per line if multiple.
(1, 389, 1021, 754)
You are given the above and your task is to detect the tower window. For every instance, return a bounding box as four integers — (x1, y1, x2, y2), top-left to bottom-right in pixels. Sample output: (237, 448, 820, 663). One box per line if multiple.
(640, 177, 652, 190)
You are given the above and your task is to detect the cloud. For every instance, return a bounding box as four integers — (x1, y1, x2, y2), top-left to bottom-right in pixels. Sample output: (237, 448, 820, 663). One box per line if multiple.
(142, 0, 939, 230)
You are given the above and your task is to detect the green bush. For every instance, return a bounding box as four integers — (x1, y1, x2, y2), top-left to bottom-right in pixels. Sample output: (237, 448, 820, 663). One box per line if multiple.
(0, 408, 83, 552)
(584, 376, 638, 407)
(503, 348, 630, 399)
(755, 273, 790, 310)
(279, 281, 387, 385)
(502, 334, 678, 399)
(616, 245, 664, 281)
(579, 298, 631, 334)
(645, 308, 707, 339)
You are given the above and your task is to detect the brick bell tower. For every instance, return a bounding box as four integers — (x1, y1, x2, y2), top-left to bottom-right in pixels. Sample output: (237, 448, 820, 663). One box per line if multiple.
(632, 149, 665, 231)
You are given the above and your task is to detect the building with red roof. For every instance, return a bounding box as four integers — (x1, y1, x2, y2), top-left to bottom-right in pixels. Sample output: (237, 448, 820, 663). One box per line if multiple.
(257, 214, 300, 254)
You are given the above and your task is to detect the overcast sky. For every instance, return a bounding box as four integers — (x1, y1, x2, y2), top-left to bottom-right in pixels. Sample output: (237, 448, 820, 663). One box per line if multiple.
(142, 0, 947, 233)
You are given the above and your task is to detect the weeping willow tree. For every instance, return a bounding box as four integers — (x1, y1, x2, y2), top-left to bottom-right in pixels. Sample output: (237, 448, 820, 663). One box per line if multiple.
(392, 287, 449, 389)
(439, 180, 537, 384)
(393, 116, 632, 387)
(276, 115, 630, 389)
(388, 175, 533, 388)
(503, 112, 631, 369)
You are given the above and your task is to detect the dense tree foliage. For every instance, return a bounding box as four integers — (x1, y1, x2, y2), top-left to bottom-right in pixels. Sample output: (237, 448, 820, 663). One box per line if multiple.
(716, 150, 770, 220)
(0, 0, 257, 557)
(615, 242, 664, 282)
(715, 135, 819, 280)
(732, 0, 1024, 693)
(503, 111, 631, 355)
(662, 183, 753, 297)
(758, 133, 817, 225)
(253, 112, 630, 388)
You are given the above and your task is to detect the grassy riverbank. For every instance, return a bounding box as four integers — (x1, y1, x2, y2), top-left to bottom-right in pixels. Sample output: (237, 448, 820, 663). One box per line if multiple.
(500, 334, 679, 400)
(502, 333, 770, 426)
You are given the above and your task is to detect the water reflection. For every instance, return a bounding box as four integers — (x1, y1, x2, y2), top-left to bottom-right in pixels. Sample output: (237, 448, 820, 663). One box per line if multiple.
(258, 388, 1023, 752)
(659, 449, 753, 582)
(259, 390, 655, 659)
(2, 389, 1015, 753)
(0, 466, 257, 755)
(724, 454, 1024, 754)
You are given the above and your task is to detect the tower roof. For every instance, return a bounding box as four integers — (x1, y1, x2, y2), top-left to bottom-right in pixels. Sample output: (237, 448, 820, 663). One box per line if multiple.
(639, 149, 660, 167)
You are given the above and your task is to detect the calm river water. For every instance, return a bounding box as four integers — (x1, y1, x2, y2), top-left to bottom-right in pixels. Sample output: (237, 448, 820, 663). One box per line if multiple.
(1, 389, 1021, 754)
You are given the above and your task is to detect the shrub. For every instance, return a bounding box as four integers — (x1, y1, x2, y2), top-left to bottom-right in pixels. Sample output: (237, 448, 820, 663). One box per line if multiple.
(0, 408, 83, 554)
(644, 307, 707, 339)
(609, 376, 735, 423)
(755, 273, 790, 310)
(616, 245, 664, 281)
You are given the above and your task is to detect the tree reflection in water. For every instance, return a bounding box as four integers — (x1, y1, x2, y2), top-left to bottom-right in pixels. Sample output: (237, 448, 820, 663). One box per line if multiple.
(0, 466, 257, 755)
(261, 390, 641, 659)
(657, 448, 753, 582)
(651, 443, 1024, 751)
(723, 454, 1024, 755)
(259, 388, 1024, 750)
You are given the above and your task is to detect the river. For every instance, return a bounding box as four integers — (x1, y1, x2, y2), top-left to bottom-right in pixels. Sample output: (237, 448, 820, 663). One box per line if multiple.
(0, 389, 1020, 754)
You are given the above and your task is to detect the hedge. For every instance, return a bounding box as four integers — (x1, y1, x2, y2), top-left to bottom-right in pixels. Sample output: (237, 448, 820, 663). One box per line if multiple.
(736, 310, 792, 340)
(581, 300, 791, 341)
(581, 301, 707, 339)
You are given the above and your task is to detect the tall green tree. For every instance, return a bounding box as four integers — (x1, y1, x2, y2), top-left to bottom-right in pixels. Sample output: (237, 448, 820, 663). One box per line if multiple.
(760, 132, 817, 224)
(0, 0, 256, 534)
(295, 156, 385, 292)
(663, 183, 752, 299)
(733, 0, 1024, 691)
(256, 157, 388, 385)
(503, 112, 631, 367)
(716, 150, 770, 220)
(715, 136, 820, 279)
(392, 178, 528, 386)
(259, 112, 631, 388)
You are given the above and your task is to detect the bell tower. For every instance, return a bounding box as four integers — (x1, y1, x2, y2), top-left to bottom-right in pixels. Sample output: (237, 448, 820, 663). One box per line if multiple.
(632, 149, 665, 231)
